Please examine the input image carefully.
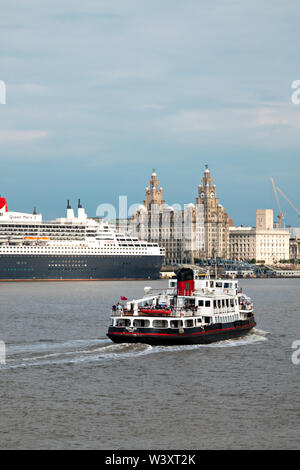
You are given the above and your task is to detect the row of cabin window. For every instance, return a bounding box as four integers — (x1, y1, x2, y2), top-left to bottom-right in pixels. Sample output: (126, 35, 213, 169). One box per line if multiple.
(114, 318, 207, 328)
(214, 314, 239, 323)
(197, 299, 236, 308)
(213, 298, 236, 308)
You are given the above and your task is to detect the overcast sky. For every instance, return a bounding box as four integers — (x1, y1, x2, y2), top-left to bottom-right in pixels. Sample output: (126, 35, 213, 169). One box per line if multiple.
(1, 0, 300, 226)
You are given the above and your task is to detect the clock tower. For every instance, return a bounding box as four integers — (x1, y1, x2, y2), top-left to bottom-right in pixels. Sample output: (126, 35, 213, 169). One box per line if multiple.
(144, 169, 165, 210)
(196, 165, 229, 259)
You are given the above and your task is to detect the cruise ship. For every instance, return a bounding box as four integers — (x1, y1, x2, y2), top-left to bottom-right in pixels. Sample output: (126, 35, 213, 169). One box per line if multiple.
(0, 197, 164, 280)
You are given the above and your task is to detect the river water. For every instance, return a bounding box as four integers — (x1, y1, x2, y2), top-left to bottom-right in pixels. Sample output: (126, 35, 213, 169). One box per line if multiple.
(0, 278, 299, 449)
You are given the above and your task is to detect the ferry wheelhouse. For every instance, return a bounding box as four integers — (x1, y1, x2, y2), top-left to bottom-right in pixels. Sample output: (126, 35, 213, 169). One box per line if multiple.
(107, 268, 256, 345)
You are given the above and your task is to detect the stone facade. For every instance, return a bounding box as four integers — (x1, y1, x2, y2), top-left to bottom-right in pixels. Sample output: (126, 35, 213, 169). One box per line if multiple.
(288, 228, 300, 262)
(132, 171, 187, 264)
(229, 226, 256, 261)
(229, 210, 290, 264)
(195, 167, 230, 259)
(132, 167, 229, 264)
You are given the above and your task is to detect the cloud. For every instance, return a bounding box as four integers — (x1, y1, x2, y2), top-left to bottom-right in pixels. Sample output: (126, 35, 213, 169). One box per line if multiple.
(0, 130, 49, 143)
(157, 104, 300, 147)
(1, 0, 300, 224)
(10, 83, 49, 96)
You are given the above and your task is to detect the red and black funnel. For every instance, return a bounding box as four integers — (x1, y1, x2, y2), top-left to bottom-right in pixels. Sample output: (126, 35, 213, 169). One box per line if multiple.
(0, 197, 8, 212)
(176, 268, 195, 296)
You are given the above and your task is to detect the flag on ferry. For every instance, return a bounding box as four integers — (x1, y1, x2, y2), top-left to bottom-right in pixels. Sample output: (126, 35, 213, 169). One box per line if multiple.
(120, 296, 128, 301)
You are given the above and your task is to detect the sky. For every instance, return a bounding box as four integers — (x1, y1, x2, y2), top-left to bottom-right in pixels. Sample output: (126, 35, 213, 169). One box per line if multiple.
(1, 0, 300, 226)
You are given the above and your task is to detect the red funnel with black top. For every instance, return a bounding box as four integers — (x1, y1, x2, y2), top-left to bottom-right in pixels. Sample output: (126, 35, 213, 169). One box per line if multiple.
(176, 268, 195, 296)
(0, 197, 8, 212)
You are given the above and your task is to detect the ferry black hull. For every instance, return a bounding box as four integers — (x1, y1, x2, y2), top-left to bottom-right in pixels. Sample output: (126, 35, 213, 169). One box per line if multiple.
(107, 321, 256, 345)
(0, 254, 163, 280)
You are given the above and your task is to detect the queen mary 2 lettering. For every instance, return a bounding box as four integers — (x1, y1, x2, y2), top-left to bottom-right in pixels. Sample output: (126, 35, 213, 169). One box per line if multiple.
(0, 198, 164, 280)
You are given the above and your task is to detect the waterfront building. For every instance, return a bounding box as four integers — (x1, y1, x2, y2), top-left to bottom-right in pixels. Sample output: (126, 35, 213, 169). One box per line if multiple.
(131, 167, 229, 264)
(132, 171, 189, 264)
(288, 227, 300, 262)
(195, 166, 230, 259)
(229, 209, 290, 264)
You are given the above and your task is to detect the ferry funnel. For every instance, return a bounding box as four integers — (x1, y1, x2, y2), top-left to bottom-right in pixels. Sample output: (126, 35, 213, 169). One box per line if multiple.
(176, 268, 195, 296)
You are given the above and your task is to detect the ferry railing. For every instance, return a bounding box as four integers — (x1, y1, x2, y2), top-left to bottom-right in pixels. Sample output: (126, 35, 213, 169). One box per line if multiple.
(112, 305, 221, 318)
(239, 303, 253, 311)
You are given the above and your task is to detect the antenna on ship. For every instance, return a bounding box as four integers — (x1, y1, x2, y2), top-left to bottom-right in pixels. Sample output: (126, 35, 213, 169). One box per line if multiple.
(33, 207, 37, 215)
(67, 199, 71, 209)
(78, 198, 82, 209)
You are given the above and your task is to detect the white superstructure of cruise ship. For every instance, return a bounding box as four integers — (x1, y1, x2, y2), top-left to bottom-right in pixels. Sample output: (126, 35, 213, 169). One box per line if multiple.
(0, 197, 164, 280)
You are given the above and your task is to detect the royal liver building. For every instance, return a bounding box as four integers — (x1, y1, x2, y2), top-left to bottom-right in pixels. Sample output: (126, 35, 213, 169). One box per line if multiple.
(131, 167, 229, 264)
(195, 166, 230, 260)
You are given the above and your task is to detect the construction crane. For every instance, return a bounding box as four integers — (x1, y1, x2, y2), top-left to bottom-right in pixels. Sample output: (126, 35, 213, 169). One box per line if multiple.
(275, 186, 300, 227)
(270, 178, 284, 228)
(271, 178, 300, 227)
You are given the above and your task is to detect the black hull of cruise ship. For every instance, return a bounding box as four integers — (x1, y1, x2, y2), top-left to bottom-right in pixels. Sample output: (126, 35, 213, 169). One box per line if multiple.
(0, 254, 163, 280)
(107, 320, 256, 345)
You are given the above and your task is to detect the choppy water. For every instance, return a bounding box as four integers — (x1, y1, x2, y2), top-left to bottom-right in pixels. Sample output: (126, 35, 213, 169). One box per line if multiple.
(0, 279, 299, 449)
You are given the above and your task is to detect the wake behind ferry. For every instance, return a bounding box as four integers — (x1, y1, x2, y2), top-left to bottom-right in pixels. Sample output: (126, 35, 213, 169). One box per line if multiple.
(0, 197, 164, 280)
(107, 268, 256, 345)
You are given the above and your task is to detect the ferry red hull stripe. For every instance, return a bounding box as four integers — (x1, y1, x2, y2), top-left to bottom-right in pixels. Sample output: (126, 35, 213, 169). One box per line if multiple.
(109, 322, 256, 337)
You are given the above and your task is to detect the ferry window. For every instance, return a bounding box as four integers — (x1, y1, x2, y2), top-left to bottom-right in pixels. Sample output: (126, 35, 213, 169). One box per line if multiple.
(185, 299, 195, 308)
(185, 319, 194, 328)
(170, 320, 183, 328)
(210, 281, 214, 288)
(222, 300, 225, 308)
(226, 299, 229, 307)
(204, 317, 211, 324)
(153, 320, 168, 328)
(216, 282, 222, 288)
(230, 299, 234, 307)
(116, 319, 131, 327)
(205, 301, 211, 307)
(133, 319, 150, 328)
(197, 318, 202, 324)
(213, 300, 217, 308)
(224, 283, 230, 289)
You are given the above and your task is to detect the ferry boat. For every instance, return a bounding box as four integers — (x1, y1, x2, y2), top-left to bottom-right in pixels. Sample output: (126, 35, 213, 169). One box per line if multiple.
(0, 197, 164, 280)
(107, 268, 256, 345)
